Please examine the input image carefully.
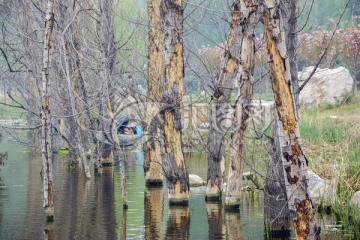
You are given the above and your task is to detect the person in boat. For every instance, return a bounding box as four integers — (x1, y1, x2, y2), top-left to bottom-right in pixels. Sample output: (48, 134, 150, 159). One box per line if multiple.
(116, 113, 129, 134)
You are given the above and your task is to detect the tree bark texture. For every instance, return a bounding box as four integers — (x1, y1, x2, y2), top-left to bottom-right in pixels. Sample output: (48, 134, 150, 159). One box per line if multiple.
(160, 0, 189, 205)
(41, 0, 55, 220)
(263, 116, 291, 236)
(144, 0, 165, 187)
(205, 2, 243, 200)
(281, 0, 300, 113)
(98, 0, 117, 165)
(261, 1, 320, 239)
(224, 0, 259, 209)
(263, 0, 299, 235)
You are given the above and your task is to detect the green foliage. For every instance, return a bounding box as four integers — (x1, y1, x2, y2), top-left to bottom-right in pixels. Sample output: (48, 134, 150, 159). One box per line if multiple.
(299, 93, 360, 235)
(59, 148, 70, 155)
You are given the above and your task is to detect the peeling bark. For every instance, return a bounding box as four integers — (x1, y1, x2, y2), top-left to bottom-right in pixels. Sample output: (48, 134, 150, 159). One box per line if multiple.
(160, 0, 189, 205)
(224, 0, 259, 209)
(261, 1, 320, 239)
(145, 0, 164, 187)
(41, 0, 55, 220)
(205, 0, 246, 201)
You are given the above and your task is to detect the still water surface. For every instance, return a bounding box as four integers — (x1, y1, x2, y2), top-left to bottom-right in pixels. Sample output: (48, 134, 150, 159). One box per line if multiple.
(0, 133, 339, 239)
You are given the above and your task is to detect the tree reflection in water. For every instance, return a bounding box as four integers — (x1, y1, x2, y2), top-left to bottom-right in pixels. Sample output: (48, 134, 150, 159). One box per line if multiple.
(144, 187, 163, 239)
(165, 207, 190, 239)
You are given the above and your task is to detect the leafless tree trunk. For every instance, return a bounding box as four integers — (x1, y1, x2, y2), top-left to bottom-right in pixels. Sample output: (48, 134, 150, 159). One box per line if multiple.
(144, 0, 164, 187)
(41, 0, 55, 221)
(97, 0, 127, 207)
(261, 0, 320, 238)
(263, 0, 299, 235)
(205, 0, 244, 201)
(224, 0, 259, 209)
(160, 0, 190, 205)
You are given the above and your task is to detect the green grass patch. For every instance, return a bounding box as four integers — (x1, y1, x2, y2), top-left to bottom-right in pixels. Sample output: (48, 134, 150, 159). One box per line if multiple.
(59, 148, 70, 155)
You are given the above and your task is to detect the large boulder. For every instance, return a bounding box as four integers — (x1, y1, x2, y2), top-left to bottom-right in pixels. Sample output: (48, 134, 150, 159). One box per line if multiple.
(189, 174, 206, 187)
(307, 170, 336, 206)
(298, 66, 354, 108)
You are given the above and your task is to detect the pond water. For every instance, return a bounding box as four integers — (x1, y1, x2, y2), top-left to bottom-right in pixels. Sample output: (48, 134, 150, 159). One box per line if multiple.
(0, 133, 345, 239)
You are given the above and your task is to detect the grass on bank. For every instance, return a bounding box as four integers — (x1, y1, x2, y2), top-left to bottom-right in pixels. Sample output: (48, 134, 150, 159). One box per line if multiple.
(299, 92, 360, 236)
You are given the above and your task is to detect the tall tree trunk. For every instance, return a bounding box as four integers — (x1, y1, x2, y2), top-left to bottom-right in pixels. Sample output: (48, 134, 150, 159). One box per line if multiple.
(98, 0, 117, 166)
(224, 0, 259, 209)
(98, 0, 127, 207)
(263, 0, 298, 235)
(41, 0, 55, 221)
(261, 1, 320, 239)
(160, 0, 189, 205)
(205, 0, 244, 201)
(144, 0, 164, 187)
(61, 35, 91, 178)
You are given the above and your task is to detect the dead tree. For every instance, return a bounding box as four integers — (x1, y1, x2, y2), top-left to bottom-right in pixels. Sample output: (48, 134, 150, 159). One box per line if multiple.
(98, 0, 127, 207)
(223, 0, 260, 209)
(160, 0, 190, 205)
(41, 0, 55, 221)
(144, 0, 164, 187)
(261, 0, 320, 238)
(205, 0, 243, 201)
(263, 0, 298, 235)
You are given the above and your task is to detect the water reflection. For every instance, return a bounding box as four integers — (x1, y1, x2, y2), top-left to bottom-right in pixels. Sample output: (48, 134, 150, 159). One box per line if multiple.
(144, 187, 163, 239)
(0, 135, 340, 239)
(165, 207, 190, 239)
(207, 203, 225, 239)
(226, 210, 243, 240)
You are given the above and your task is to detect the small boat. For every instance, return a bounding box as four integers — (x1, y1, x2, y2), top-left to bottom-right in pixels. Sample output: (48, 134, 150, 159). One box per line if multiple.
(118, 134, 143, 147)
(115, 113, 144, 147)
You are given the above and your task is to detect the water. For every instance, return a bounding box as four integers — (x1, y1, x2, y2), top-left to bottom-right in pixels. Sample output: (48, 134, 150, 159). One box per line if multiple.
(0, 134, 344, 239)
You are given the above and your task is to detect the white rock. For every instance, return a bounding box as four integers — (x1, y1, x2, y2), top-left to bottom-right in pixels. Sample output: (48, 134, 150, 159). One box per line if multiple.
(299, 66, 354, 108)
(350, 191, 360, 210)
(189, 174, 206, 187)
(307, 170, 336, 206)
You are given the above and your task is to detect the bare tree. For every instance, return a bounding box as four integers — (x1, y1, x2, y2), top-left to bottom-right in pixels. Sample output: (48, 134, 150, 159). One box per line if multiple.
(160, 0, 190, 205)
(144, 0, 164, 187)
(224, 0, 260, 209)
(261, 0, 320, 238)
(41, 0, 55, 221)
